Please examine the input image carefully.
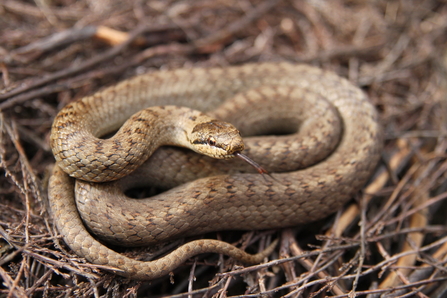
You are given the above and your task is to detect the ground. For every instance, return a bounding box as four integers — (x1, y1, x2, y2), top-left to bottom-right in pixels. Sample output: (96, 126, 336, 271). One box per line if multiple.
(1, 0, 447, 297)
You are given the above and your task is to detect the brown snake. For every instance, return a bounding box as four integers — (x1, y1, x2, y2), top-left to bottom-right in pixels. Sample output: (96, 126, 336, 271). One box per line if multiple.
(48, 63, 382, 280)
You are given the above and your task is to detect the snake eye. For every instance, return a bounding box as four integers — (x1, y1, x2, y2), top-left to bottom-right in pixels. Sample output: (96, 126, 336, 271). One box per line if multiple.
(207, 137, 216, 146)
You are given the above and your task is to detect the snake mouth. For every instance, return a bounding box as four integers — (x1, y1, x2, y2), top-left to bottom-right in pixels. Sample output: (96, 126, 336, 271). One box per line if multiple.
(234, 152, 268, 174)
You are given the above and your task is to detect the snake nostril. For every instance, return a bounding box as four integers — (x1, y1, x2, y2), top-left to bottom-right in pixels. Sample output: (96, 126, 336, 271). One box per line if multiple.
(229, 142, 244, 154)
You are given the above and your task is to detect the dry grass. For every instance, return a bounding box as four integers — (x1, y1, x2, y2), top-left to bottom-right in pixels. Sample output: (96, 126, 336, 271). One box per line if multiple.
(1, 0, 447, 297)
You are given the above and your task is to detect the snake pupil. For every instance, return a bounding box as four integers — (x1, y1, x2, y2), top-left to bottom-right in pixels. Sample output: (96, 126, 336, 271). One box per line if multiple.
(208, 137, 216, 146)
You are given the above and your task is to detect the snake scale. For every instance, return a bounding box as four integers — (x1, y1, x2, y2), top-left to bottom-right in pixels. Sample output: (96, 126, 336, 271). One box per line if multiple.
(48, 62, 382, 280)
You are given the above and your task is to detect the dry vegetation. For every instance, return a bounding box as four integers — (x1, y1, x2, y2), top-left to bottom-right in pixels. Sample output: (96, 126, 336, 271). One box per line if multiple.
(1, 0, 447, 297)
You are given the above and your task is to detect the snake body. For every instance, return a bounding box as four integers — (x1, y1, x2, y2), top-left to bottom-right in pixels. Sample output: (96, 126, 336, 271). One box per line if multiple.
(48, 63, 382, 280)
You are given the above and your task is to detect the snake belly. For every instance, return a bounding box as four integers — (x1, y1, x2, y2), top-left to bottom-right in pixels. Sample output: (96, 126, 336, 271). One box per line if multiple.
(48, 62, 382, 280)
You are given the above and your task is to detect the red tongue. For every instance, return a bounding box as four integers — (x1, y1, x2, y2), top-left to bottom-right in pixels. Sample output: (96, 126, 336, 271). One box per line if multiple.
(234, 152, 268, 175)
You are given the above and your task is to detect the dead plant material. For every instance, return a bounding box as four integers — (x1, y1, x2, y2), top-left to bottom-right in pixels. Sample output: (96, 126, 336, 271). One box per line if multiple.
(1, 0, 447, 297)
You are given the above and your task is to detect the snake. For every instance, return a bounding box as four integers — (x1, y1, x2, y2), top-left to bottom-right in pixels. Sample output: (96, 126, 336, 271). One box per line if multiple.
(47, 62, 382, 280)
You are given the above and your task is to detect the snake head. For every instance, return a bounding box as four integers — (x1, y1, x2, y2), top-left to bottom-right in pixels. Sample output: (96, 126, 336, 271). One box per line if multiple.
(190, 120, 244, 159)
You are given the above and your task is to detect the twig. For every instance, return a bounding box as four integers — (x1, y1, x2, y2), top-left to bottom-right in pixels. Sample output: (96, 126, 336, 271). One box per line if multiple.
(0, 23, 151, 104)
(349, 194, 368, 298)
(0, 42, 194, 111)
(9, 26, 97, 57)
(282, 229, 346, 296)
(194, 0, 282, 50)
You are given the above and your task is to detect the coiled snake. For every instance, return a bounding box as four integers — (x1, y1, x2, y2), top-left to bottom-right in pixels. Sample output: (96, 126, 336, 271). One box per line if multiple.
(48, 63, 382, 280)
